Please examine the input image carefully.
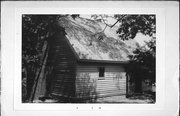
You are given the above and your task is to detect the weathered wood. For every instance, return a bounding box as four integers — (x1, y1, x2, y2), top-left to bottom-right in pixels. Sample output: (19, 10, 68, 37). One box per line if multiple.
(75, 65, 127, 99)
(49, 33, 77, 98)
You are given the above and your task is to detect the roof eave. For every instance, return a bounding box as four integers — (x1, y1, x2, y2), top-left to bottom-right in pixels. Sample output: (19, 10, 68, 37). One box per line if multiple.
(77, 59, 130, 65)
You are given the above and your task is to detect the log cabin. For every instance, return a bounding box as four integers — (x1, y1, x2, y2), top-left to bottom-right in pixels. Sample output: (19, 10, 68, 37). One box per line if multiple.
(47, 16, 139, 102)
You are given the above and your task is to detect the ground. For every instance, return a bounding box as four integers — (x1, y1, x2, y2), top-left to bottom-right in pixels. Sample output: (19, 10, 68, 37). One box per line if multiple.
(96, 95, 154, 103)
(33, 94, 155, 104)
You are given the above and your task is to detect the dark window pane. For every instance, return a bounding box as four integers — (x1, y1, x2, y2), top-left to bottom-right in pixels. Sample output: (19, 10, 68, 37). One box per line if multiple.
(99, 67, 105, 77)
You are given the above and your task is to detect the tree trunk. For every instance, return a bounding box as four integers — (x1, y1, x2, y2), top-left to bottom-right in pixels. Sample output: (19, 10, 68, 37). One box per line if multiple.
(29, 41, 49, 102)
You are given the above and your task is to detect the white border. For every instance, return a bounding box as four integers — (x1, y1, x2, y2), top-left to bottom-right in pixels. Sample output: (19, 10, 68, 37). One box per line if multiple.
(14, 7, 165, 111)
(1, 1, 179, 116)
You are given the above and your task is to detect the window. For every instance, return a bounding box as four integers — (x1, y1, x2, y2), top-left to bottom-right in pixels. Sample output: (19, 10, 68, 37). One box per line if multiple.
(98, 67, 105, 78)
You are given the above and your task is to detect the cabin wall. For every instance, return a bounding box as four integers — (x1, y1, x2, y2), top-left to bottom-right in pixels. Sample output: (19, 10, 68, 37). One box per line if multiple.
(49, 32, 77, 98)
(126, 74, 136, 95)
(75, 64, 126, 99)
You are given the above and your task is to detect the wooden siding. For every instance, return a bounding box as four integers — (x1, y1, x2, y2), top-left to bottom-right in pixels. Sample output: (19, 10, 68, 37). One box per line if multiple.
(50, 32, 76, 98)
(97, 72, 126, 96)
(76, 65, 126, 99)
(76, 65, 125, 72)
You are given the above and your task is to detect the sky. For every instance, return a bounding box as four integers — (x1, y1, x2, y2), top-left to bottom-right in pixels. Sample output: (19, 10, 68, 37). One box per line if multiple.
(80, 14, 151, 46)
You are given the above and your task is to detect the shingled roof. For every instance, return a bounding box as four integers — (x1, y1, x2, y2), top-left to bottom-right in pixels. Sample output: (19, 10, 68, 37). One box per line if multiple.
(57, 16, 138, 62)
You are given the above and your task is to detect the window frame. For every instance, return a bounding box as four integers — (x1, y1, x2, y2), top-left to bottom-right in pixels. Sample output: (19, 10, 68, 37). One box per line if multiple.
(98, 67, 105, 80)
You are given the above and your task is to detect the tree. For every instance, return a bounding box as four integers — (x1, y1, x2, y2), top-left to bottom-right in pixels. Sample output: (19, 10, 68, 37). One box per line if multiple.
(22, 15, 66, 102)
(22, 15, 56, 102)
(114, 15, 156, 93)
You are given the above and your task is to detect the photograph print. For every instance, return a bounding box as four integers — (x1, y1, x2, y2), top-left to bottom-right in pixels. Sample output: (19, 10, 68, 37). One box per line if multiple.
(22, 14, 156, 103)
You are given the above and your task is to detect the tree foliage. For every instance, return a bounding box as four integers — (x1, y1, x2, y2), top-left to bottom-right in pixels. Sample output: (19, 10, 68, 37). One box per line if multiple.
(22, 15, 59, 67)
(114, 15, 156, 92)
(128, 38, 156, 82)
(22, 15, 65, 102)
(22, 14, 79, 68)
(114, 15, 155, 40)
(22, 15, 53, 101)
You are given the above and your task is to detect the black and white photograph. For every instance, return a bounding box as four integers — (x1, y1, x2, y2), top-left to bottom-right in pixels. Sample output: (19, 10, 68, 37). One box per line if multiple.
(1, 1, 179, 116)
(22, 14, 156, 103)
